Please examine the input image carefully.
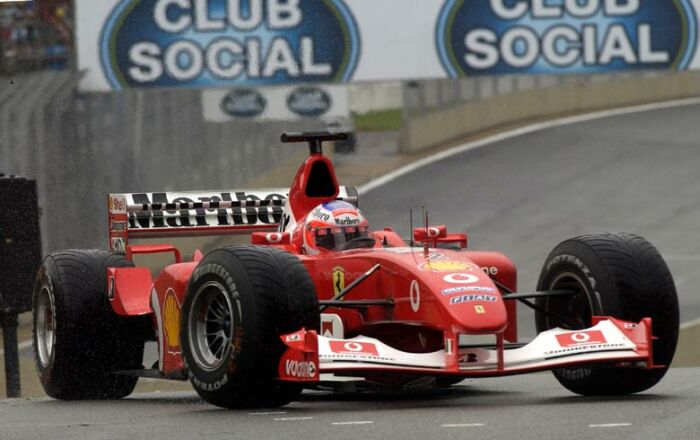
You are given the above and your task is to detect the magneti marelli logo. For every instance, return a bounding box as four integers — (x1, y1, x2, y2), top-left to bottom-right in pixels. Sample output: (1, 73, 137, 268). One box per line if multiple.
(100, 0, 360, 89)
(436, 0, 697, 76)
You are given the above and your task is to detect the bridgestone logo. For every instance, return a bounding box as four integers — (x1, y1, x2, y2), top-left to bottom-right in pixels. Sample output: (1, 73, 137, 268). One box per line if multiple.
(188, 372, 228, 391)
(285, 360, 316, 378)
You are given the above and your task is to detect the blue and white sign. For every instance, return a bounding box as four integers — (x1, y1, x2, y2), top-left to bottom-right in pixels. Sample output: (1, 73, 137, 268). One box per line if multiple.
(201, 84, 348, 121)
(77, 1, 700, 91)
(436, 0, 698, 76)
(94, 0, 360, 90)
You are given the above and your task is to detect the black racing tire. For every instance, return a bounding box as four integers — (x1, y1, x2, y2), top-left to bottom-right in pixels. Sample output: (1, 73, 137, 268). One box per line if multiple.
(535, 233, 679, 396)
(180, 245, 319, 409)
(32, 250, 147, 400)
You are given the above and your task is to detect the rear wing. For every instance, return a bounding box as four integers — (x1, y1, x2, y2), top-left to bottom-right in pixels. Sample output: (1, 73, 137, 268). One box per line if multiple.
(108, 186, 358, 253)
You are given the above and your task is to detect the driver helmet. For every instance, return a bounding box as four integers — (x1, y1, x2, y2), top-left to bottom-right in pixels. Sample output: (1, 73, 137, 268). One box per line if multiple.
(302, 201, 373, 254)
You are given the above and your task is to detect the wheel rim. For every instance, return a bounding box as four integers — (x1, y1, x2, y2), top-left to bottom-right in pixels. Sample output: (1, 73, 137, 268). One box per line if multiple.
(545, 272, 595, 330)
(36, 286, 56, 368)
(188, 281, 236, 372)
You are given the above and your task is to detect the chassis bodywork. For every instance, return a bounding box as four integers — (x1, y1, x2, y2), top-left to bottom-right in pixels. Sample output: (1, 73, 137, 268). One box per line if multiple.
(105, 132, 659, 387)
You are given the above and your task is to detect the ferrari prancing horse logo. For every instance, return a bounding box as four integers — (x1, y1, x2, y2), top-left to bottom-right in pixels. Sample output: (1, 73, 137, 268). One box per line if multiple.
(332, 266, 345, 298)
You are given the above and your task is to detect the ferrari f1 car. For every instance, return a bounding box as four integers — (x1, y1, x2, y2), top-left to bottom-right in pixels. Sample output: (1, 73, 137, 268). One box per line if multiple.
(33, 132, 679, 407)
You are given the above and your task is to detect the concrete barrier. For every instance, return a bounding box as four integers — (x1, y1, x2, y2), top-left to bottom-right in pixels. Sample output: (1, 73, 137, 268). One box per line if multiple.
(401, 71, 700, 153)
(673, 319, 700, 367)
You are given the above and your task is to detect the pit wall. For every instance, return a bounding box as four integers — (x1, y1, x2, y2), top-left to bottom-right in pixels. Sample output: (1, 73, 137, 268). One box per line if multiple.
(673, 319, 700, 368)
(400, 71, 700, 153)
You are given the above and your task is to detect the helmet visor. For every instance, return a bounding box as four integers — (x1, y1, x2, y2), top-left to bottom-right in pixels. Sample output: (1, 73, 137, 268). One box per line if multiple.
(314, 226, 372, 250)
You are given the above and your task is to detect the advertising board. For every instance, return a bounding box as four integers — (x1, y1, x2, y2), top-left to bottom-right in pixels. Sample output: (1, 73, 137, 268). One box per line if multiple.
(76, 0, 700, 92)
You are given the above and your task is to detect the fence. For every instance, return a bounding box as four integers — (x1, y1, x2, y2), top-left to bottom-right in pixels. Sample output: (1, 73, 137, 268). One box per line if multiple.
(0, 72, 318, 252)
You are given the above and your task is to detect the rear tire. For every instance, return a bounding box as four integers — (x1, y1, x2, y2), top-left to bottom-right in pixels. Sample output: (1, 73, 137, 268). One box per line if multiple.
(536, 233, 679, 395)
(180, 245, 319, 408)
(33, 250, 147, 399)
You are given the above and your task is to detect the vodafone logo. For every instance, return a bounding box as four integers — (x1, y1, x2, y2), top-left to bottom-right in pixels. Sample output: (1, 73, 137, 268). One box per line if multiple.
(571, 333, 591, 343)
(329, 340, 379, 356)
(344, 342, 363, 352)
(266, 233, 283, 243)
(427, 227, 441, 238)
(284, 360, 316, 378)
(443, 273, 479, 284)
(556, 330, 607, 347)
(410, 280, 420, 312)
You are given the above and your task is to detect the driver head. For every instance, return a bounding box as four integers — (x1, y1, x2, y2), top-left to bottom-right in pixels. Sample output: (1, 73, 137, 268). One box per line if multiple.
(302, 201, 373, 254)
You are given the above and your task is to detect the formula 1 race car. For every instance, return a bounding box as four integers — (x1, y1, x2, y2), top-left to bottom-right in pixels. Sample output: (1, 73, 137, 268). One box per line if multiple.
(32, 132, 679, 408)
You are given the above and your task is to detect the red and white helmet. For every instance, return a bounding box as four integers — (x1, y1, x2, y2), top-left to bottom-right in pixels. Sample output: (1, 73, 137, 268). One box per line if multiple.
(302, 201, 373, 254)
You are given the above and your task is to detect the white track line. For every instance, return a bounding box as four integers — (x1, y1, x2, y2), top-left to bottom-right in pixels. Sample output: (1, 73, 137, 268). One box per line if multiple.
(331, 421, 374, 425)
(0, 340, 32, 356)
(589, 423, 632, 428)
(274, 417, 314, 421)
(249, 411, 287, 416)
(358, 96, 700, 195)
(442, 423, 485, 428)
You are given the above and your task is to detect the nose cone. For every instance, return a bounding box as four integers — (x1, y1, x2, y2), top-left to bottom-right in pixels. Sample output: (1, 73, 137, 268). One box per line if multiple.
(441, 282, 508, 334)
(425, 266, 508, 334)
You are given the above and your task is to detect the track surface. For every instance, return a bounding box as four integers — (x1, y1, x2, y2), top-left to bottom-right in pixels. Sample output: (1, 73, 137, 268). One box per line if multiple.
(2, 368, 699, 440)
(363, 103, 700, 337)
(3, 103, 699, 438)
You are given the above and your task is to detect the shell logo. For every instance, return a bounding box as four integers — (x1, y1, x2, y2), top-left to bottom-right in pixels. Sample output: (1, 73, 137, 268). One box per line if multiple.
(420, 260, 473, 272)
(163, 290, 181, 351)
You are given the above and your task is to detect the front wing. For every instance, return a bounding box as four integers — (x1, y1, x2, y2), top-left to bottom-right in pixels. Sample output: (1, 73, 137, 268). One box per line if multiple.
(278, 317, 656, 381)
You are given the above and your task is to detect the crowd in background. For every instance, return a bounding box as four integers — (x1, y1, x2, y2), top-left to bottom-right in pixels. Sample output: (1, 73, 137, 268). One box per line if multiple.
(0, 0, 72, 75)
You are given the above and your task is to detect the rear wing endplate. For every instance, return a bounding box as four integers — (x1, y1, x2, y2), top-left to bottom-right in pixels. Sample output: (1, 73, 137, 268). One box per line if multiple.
(108, 186, 358, 252)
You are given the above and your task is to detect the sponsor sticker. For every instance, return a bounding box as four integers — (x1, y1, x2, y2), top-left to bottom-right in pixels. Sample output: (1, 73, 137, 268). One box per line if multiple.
(443, 273, 480, 284)
(284, 359, 316, 379)
(285, 334, 301, 342)
(556, 330, 607, 347)
(332, 266, 345, 297)
(321, 313, 344, 338)
(329, 340, 379, 356)
(427, 227, 441, 238)
(410, 280, 420, 312)
(334, 215, 362, 226)
(449, 294, 498, 305)
(419, 260, 474, 272)
(481, 266, 499, 276)
(110, 237, 126, 253)
(163, 289, 181, 351)
(126, 190, 286, 229)
(109, 194, 127, 213)
(442, 285, 495, 295)
(474, 305, 486, 314)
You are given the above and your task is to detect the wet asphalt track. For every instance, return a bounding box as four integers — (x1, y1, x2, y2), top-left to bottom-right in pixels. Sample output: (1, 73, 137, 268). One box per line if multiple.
(3, 102, 700, 439)
(2, 368, 699, 440)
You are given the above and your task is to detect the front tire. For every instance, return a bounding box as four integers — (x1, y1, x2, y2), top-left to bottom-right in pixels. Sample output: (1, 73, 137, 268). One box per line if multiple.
(535, 233, 679, 395)
(180, 245, 319, 408)
(33, 250, 147, 399)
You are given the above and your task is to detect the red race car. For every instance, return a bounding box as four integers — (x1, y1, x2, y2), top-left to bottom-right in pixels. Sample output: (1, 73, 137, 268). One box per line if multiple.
(32, 132, 679, 408)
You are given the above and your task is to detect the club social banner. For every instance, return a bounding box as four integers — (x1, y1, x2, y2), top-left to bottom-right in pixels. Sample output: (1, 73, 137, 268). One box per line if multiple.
(77, 0, 700, 91)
